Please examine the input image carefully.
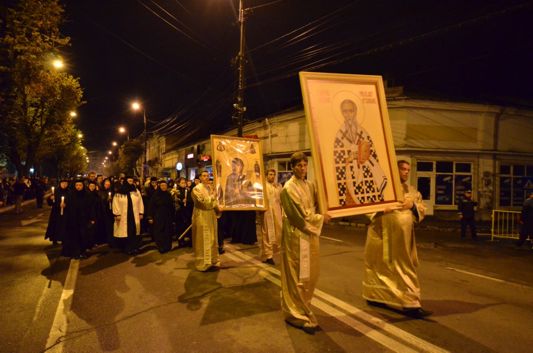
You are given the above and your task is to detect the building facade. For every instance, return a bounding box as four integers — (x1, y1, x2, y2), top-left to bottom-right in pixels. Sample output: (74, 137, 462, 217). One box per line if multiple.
(145, 98, 533, 219)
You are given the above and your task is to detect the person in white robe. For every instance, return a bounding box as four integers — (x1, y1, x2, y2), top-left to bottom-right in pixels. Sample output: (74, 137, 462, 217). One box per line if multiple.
(258, 169, 282, 265)
(192, 170, 221, 272)
(112, 177, 144, 255)
(363, 160, 432, 318)
(280, 152, 331, 334)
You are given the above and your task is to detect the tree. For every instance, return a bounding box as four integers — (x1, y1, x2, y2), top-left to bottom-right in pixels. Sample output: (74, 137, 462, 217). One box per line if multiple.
(118, 139, 144, 176)
(0, 0, 84, 176)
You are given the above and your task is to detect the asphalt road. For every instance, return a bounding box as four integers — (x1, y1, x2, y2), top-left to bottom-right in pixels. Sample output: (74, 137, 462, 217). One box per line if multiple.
(0, 205, 532, 353)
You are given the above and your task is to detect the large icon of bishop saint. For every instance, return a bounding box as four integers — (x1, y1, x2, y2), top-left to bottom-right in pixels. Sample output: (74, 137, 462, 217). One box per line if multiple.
(333, 99, 387, 206)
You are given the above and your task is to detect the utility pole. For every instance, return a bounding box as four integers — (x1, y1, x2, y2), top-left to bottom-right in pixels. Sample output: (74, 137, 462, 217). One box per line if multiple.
(234, 0, 247, 137)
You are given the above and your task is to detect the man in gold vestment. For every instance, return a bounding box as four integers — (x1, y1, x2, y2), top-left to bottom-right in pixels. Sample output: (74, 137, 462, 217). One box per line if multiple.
(258, 169, 282, 265)
(280, 152, 331, 334)
(363, 160, 432, 318)
(192, 170, 221, 272)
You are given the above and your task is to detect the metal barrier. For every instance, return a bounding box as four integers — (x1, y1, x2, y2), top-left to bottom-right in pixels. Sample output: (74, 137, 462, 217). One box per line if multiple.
(491, 209, 521, 241)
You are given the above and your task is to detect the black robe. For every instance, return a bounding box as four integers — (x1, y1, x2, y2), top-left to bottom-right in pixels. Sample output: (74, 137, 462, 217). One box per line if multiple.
(86, 189, 102, 246)
(147, 189, 175, 253)
(174, 186, 193, 239)
(45, 187, 69, 243)
(62, 189, 96, 258)
(98, 188, 115, 246)
(229, 210, 257, 245)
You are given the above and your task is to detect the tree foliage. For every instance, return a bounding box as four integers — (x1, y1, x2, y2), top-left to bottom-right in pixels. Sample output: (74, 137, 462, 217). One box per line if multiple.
(0, 0, 84, 176)
(118, 139, 144, 176)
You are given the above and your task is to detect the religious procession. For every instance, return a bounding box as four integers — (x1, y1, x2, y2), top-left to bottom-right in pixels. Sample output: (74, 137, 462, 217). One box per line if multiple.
(38, 145, 434, 338)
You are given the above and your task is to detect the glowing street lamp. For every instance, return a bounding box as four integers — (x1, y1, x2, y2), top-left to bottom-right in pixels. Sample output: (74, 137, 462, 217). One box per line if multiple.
(118, 126, 129, 140)
(52, 58, 64, 70)
(107, 150, 112, 155)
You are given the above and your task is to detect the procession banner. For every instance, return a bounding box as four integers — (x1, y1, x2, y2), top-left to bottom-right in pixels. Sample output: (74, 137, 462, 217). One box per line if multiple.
(211, 135, 268, 211)
(299, 71, 402, 217)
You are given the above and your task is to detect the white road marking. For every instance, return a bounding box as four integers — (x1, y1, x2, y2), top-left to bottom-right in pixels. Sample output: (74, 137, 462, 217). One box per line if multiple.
(446, 267, 531, 288)
(320, 236, 345, 243)
(225, 245, 450, 353)
(20, 279, 51, 345)
(21, 213, 44, 226)
(44, 259, 80, 353)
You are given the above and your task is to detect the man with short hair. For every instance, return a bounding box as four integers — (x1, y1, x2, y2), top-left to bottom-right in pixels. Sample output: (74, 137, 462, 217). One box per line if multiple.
(458, 189, 478, 240)
(363, 160, 431, 318)
(191, 170, 221, 271)
(517, 191, 533, 248)
(280, 152, 331, 334)
(258, 169, 282, 265)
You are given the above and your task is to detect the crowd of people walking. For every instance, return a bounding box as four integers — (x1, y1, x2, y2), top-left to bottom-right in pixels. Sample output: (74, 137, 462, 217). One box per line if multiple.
(3, 152, 532, 335)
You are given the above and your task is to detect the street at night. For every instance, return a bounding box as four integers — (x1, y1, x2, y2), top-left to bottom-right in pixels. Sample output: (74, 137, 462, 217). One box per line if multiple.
(2, 1, 533, 352)
(1, 206, 532, 353)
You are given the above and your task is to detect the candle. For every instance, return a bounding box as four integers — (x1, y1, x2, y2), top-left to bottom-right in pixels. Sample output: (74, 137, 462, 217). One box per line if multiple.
(184, 189, 187, 207)
(51, 186, 55, 193)
(108, 192, 112, 209)
(60, 196, 65, 215)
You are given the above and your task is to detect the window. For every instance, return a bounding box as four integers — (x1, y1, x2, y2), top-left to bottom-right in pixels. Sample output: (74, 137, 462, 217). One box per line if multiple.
(418, 160, 473, 206)
(276, 160, 292, 185)
(417, 177, 431, 200)
(499, 164, 533, 207)
(417, 161, 433, 172)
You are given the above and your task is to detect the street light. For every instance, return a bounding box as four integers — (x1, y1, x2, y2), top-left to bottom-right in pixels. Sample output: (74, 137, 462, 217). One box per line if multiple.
(52, 58, 64, 70)
(112, 141, 118, 147)
(118, 126, 129, 140)
(131, 101, 147, 182)
(107, 150, 112, 155)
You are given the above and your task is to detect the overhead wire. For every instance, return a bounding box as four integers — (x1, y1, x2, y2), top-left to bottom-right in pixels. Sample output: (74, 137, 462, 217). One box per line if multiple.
(84, 18, 199, 86)
(248, 0, 358, 53)
(137, 0, 211, 50)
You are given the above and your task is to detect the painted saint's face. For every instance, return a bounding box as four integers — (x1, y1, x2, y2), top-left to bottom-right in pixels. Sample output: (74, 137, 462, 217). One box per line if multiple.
(341, 100, 357, 123)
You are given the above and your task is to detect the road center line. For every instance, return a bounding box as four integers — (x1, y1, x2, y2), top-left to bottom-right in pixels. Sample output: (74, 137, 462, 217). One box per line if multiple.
(225, 245, 450, 353)
(446, 267, 531, 288)
(44, 259, 80, 353)
(224, 251, 420, 353)
(320, 236, 345, 243)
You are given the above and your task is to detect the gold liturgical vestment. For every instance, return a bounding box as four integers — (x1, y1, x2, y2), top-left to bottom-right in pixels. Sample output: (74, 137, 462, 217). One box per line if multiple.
(191, 183, 219, 271)
(280, 176, 324, 328)
(363, 183, 426, 308)
(258, 182, 283, 260)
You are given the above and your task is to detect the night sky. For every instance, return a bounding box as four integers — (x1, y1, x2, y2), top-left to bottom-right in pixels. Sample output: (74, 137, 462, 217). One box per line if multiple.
(62, 0, 533, 155)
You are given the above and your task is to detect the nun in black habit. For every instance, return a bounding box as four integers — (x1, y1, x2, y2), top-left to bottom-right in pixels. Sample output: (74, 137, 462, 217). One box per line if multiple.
(62, 180, 96, 259)
(45, 178, 70, 244)
(147, 180, 175, 253)
(98, 178, 115, 247)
